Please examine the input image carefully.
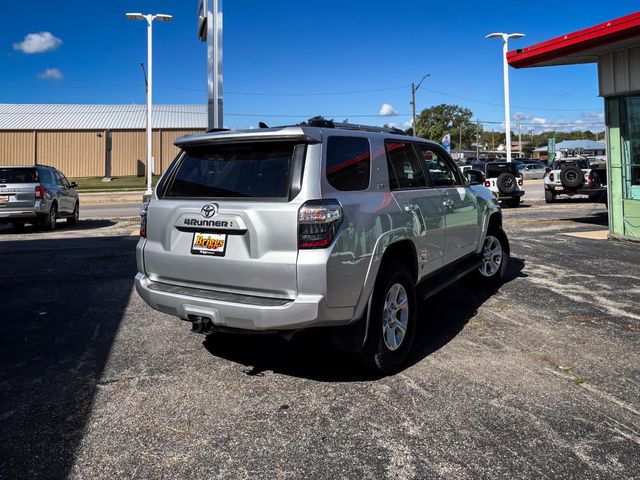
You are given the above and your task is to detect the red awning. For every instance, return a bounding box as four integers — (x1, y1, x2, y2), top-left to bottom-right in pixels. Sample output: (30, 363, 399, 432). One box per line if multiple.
(507, 11, 640, 68)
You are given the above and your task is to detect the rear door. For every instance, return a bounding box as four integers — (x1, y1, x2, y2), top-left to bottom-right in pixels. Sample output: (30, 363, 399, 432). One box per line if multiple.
(0, 167, 38, 212)
(417, 145, 481, 263)
(53, 171, 73, 214)
(385, 141, 445, 275)
(142, 141, 307, 299)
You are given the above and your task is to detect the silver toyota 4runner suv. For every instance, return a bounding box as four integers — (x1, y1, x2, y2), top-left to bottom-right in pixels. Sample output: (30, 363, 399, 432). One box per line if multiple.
(135, 122, 510, 373)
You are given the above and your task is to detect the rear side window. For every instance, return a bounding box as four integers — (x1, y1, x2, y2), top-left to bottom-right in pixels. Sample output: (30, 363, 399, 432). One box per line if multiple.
(164, 142, 301, 199)
(0, 168, 37, 184)
(326, 137, 370, 191)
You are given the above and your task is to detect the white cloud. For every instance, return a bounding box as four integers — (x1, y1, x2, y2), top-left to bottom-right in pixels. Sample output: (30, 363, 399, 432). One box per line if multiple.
(13, 32, 62, 54)
(402, 120, 413, 129)
(532, 117, 547, 125)
(379, 103, 398, 116)
(37, 68, 63, 80)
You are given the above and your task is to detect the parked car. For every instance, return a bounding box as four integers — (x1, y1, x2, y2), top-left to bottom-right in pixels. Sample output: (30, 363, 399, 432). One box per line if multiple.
(135, 121, 510, 374)
(0, 165, 79, 230)
(518, 163, 546, 180)
(543, 158, 607, 204)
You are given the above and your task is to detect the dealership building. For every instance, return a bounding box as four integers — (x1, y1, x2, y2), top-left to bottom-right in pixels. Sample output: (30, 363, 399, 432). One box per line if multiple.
(509, 11, 640, 241)
(0, 104, 206, 178)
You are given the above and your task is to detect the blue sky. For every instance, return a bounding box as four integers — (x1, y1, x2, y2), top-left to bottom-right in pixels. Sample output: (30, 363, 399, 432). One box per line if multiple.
(2, 1, 636, 132)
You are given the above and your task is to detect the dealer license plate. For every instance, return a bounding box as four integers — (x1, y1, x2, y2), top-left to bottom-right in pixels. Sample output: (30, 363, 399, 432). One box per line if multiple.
(191, 232, 227, 256)
(0, 195, 9, 202)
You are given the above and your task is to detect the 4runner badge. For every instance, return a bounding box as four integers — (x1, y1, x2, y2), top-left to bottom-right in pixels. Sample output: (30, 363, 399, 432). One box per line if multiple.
(200, 203, 217, 218)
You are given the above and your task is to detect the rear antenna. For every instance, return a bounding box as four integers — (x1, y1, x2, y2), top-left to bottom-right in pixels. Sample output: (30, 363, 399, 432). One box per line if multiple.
(259, 122, 269, 129)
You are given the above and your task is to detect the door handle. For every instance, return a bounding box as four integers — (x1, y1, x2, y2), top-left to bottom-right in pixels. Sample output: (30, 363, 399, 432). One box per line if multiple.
(404, 203, 419, 213)
(442, 199, 454, 209)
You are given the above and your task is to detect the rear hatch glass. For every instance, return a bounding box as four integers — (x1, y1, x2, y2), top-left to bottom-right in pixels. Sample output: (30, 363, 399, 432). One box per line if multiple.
(0, 168, 37, 183)
(163, 142, 302, 199)
(486, 163, 518, 177)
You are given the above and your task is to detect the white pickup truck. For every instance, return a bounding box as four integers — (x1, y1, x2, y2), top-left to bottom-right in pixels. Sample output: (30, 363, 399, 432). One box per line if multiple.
(543, 158, 607, 204)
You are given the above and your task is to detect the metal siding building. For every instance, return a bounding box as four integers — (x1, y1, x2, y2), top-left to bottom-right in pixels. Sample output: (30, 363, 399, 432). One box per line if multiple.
(0, 104, 206, 177)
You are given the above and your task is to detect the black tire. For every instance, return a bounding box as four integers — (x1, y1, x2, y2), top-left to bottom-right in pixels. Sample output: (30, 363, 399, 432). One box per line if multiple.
(544, 189, 555, 204)
(40, 203, 57, 231)
(496, 172, 517, 194)
(67, 202, 79, 225)
(360, 261, 416, 375)
(560, 165, 584, 189)
(505, 197, 521, 208)
(472, 226, 510, 285)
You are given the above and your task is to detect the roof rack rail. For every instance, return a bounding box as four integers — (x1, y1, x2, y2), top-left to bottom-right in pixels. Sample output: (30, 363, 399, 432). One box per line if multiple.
(307, 119, 407, 135)
(205, 127, 230, 133)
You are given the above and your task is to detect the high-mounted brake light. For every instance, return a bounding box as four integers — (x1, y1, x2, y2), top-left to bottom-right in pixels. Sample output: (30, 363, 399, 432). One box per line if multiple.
(35, 185, 46, 200)
(298, 200, 342, 249)
(140, 201, 149, 238)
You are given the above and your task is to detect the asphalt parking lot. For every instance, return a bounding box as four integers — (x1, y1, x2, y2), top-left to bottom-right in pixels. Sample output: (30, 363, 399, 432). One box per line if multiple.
(1, 201, 638, 480)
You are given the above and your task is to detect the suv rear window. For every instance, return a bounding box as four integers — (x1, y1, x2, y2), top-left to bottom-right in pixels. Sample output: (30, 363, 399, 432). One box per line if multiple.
(0, 168, 37, 183)
(486, 163, 518, 177)
(164, 142, 301, 199)
(326, 137, 370, 191)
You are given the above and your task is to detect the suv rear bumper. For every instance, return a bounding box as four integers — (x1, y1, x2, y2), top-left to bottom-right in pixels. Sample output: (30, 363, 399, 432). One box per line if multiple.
(0, 209, 40, 222)
(497, 191, 524, 201)
(135, 273, 354, 331)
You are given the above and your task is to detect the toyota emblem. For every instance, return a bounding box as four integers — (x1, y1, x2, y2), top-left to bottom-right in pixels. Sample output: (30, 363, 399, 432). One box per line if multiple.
(200, 203, 217, 218)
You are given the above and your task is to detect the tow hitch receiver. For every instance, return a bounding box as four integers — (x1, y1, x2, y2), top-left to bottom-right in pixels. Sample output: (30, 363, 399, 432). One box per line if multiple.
(189, 315, 213, 334)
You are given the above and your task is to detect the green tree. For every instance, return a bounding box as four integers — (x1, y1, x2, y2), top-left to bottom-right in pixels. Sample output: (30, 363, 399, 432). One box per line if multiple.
(415, 104, 475, 149)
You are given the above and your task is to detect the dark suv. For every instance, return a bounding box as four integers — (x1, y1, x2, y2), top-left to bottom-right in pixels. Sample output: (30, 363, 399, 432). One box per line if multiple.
(0, 165, 79, 230)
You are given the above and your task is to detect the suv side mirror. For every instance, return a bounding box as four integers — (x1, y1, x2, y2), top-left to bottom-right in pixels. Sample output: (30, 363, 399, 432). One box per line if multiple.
(466, 169, 485, 185)
(70, 181, 78, 188)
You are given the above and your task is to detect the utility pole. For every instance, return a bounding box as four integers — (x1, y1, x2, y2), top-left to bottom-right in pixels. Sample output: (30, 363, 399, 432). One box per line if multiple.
(517, 117, 522, 158)
(458, 124, 463, 161)
(492, 130, 495, 153)
(475, 119, 480, 159)
(410, 74, 430, 137)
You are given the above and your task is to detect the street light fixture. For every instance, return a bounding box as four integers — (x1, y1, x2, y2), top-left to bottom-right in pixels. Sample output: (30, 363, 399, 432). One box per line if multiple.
(486, 32, 524, 162)
(411, 74, 430, 137)
(126, 12, 174, 195)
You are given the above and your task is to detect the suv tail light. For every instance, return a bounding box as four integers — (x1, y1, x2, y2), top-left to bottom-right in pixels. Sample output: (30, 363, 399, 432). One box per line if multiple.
(518, 178, 523, 186)
(484, 180, 491, 187)
(298, 200, 342, 249)
(549, 172, 554, 182)
(35, 185, 46, 200)
(140, 201, 149, 238)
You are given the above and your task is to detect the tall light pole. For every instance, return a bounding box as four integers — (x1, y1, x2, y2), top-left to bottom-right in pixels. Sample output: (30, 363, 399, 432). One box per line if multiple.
(126, 12, 173, 195)
(486, 32, 524, 163)
(411, 74, 430, 137)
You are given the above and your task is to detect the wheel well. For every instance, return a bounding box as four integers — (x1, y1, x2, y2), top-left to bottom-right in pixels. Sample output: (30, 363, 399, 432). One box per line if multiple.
(488, 212, 502, 231)
(380, 240, 418, 283)
(487, 212, 509, 254)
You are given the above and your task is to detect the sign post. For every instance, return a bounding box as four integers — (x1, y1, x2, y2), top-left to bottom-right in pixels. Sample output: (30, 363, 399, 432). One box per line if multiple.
(199, 0, 223, 130)
(547, 132, 556, 165)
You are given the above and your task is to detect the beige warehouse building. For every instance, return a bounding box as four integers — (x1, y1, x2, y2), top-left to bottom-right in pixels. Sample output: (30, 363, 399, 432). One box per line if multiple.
(0, 104, 206, 178)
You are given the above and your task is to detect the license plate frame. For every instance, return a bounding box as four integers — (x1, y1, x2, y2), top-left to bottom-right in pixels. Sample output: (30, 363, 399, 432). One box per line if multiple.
(191, 232, 228, 257)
